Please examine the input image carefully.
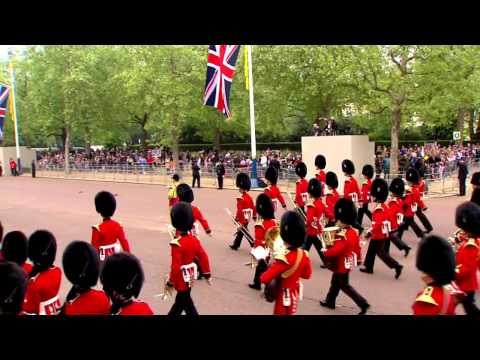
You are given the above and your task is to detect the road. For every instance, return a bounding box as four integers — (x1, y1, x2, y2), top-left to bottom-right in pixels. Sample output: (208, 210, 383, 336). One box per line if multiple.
(0, 176, 476, 314)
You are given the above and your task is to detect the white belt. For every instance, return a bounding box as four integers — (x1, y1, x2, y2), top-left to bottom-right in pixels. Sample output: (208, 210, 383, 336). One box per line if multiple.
(39, 295, 61, 315)
(181, 263, 198, 286)
(99, 243, 121, 261)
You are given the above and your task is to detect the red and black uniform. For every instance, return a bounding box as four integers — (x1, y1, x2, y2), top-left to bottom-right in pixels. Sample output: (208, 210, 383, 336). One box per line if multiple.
(417, 179, 427, 210)
(231, 192, 256, 249)
(343, 176, 360, 203)
(168, 182, 179, 208)
(455, 237, 480, 314)
(398, 188, 424, 240)
(260, 248, 312, 315)
(251, 219, 277, 288)
(295, 178, 309, 216)
(363, 204, 402, 273)
(357, 179, 372, 225)
(92, 218, 131, 261)
(23, 266, 62, 315)
(413, 182, 433, 233)
(167, 233, 211, 315)
(322, 227, 369, 310)
(115, 300, 154, 315)
(325, 189, 340, 226)
(412, 285, 457, 315)
(385, 197, 410, 255)
(63, 289, 111, 315)
(264, 185, 286, 211)
(316, 170, 326, 196)
(175, 205, 211, 238)
(304, 198, 327, 264)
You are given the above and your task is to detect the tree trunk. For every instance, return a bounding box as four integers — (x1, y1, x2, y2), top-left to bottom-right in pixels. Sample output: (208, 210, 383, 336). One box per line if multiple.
(85, 125, 92, 156)
(390, 105, 401, 176)
(476, 110, 480, 141)
(213, 125, 221, 152)
(141, 113, 148, 149)
(468, 109, 475, 141)
(171, 116, 179, 168)
(63, 126, 70, 175)
(457, 108, 466, 145)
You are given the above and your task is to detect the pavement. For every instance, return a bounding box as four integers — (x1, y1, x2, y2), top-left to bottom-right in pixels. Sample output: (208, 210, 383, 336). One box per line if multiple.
(0, 176, 477, 315)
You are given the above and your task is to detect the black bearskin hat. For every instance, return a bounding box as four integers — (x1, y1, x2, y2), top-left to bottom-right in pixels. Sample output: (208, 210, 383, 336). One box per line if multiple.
(342, 159, 355, 175)
(280, 211, 306, 248)
(471, 172, 480, 186)
(170, 202, 194, 232)
(172, 174, 180, 182)
(1, 231, 28, 266)
(101, 253, 144, 300)
(315, 155, 326, 169)
(0, 262, 27, 315)
(28, 230, 57, 268)
(176, 183, 194, 203)
(0, 221, 3, 243)
(62, 241, 100, 289)
(470, 188, 480, 207)
(326, 171, 338, 189)
(95, 191, 117, 218)
(416, 235, 456, 286)
(295, 162, 307, 178)
(362, 165, 374, 179)
(406, 168, 420, 184)
(389, 177, 405, 197)
(455, 202, 480, 236)
(265, 166, 278, 185)
(370, 178, 389, 203)
(334, 198, 357, 226)
(308, 178, 322, 199)
(256, 193, 275, 220)
(236, 173, 251, 191)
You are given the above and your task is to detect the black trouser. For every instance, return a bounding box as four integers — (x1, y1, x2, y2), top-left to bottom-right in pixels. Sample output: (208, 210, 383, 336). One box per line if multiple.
(168, 289, 198, 316)
(462, 291, 480, 316)
(398, 216, 424, 239)
(325, 273, 369, 308)
(217, 176, 223, 189)
(10, 168, 17, 176)
(252, 259, 268, 287)
(192, 175, 200, 188)
(357, 203, 372, 226)
(232, 225, 249, 249)
(363, 239, 401, 272)
(459, 178, 466, 196)
(415, 208, 433, 233)
(304, 235, 326, 264)
(385, 230, 410, 254)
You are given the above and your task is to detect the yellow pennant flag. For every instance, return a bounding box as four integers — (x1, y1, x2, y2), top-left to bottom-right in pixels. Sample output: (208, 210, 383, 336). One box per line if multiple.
(244, 46, 249, 91)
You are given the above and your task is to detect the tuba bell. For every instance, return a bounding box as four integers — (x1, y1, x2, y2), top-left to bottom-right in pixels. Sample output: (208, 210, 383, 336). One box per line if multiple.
(321, 226, 340, 248)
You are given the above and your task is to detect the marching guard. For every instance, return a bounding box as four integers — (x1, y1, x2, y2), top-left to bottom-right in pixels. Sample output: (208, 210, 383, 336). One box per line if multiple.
(357, 165, 374, 226)
(342, 159, 360, 204)
(360, 178, 404, 279)
(1, 231, 33, 275)
(385, 178, 411, 256)
(260, 211, 312, 315)
(230, 173, 256, 250)
(0, 261, 27, 315)
(176, 183, 212, 237)
(264, 166, 287, 212)
(324, 171, 340, 227)
(315, 154, 327, 195)
(398, 169, 425, 241)
(320, 198, 370, 315)
(168, 174, 180, 209)
(92, 191, 131, 262)
(411, 165, 433, 233)
(294, 161, 309, 218)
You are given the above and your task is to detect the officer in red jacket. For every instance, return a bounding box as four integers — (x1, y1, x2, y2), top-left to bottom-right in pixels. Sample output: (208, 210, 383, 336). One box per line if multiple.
(0, 261, 27, 315)
(166, 202, 212, 315)
(230, 173, 256, 250)
(385, 178, 411, 257)
(260, 211, 312, 315)
(454, 202, 480, 315)
(176, 183, 212, 237)
(320, 198, 370, 315)
(304, 178, 327, 267)
(264, 166, 287, 211)
(398, 169, 425, 241)
(1, 231, 33, 275)
(23, 230, 62, 315)
(61, 241, 111, 315)
(249, 194, 277, 290)
(412, 235, 458, 315)
(324, 171, 340, 227)
(360, 179, 403, 279)
(315, 154, 327, 196)
(342, 159, 360, 204)
(91, 191, 131, 261)
(357, 165, 374, 225)
(294, 161, 309, 218)
(101, 252, 154, 315)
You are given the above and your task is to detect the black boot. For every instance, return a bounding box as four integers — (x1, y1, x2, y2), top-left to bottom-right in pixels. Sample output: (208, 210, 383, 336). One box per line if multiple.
(358, 303, 370, 315)
(320, 300, 335, 309)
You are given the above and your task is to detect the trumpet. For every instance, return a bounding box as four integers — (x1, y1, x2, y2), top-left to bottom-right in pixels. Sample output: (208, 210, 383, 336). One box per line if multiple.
(155, 273, 175, 301)
(224, 208, 255, 247)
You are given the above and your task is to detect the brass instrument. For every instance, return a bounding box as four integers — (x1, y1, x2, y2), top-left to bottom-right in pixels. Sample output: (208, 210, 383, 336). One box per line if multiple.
(286, 192, 307, 221)
(265, 226, 287, 258)
(224, 208, 254, 247)
(320, 226, 340, 248)
(155, 273, 175, 301)
(167, 224, 177, 241)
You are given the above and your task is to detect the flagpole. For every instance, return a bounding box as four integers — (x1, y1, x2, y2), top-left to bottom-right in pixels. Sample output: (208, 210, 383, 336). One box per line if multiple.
(8, 48, 21, 172)
(247, 45, 258, 187)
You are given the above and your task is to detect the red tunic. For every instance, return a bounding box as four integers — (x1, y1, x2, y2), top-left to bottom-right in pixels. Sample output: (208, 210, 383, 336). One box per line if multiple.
(260, 249, 312, 315)
(387, 197, 403, 231)
(235, 192, 256, 226)
(264, 185, 286, 211)
(175, 204, 212, 237)
(370, 203, 390, 240)
(23, 266, 62, 315)
(117, 300, 154, 315)
(305, 198, 327, 236)
(169, 234, 211, 292)
(324, 227, 361, 273)
(295, 179, 309, 208)
(325, 189, 340, 222)
(416, 180, 426, 209)
(91, 219, 131, 260)
(63, 289, 111, 315)
(360, 179, 372, 204)
(412, 285, 456, 315)
(343, 176, 360, 202)
(455, 238, 480, 292)
(316, 171, 326, 196)
(254, 219, 277, 248)
(22, 262, 33, 277)
(402, 190, 416, 218)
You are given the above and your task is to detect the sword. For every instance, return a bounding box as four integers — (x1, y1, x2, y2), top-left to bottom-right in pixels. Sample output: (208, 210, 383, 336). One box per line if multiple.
(224, 208, 254, 247)
(286, 191, 307, 221)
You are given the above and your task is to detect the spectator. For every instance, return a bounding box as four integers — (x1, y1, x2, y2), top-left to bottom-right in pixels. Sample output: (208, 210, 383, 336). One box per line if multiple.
(216, 159, 225, 190)
(9, 158, 17, 176)
(192, 159, 201, 188)
(458, 159, 468, 196)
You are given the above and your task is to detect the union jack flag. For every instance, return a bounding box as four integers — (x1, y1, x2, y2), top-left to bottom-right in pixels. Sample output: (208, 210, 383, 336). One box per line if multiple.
(0, 83, 11, 140)
(203, 45, 240, 118)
